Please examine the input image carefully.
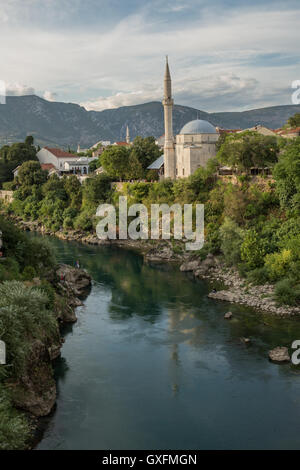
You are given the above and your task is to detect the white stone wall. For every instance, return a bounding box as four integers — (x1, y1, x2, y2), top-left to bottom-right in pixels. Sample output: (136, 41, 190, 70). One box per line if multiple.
(175, 133, 218, 178)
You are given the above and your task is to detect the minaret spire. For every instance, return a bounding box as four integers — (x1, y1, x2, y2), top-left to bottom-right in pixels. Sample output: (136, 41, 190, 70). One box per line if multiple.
(162, 56, 175, 179)
(126, 125, 130, 144)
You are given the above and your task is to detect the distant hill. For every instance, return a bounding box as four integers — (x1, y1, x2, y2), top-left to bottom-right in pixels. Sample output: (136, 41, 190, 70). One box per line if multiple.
(0, 95, 299, 149)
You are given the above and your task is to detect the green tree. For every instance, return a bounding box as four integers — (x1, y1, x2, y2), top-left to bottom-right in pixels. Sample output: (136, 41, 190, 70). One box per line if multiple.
(273, 138, 300, 213)
(287, 113, 300, 128)
(217, 131, 278, 172)
(101, 146, 130, 180)
(130, 136, 162, 172)
(17, 160, 47, 187)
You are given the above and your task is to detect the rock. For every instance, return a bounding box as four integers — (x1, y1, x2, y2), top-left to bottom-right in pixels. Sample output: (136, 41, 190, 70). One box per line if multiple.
(224, 311, 233, 319)
(240, 337, 251, 344)
(180, 259, 200, 272)
(11, 339, 59, 416)
(56, 264, 92, 297)
(269, 347, 290, 363)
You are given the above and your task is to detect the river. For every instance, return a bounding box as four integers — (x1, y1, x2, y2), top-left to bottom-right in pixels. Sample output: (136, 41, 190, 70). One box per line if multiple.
(35, 235, 300, 450)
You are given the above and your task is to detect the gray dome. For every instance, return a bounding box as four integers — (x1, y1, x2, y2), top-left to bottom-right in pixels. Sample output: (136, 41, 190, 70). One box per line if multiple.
(180, 119, 217, 135)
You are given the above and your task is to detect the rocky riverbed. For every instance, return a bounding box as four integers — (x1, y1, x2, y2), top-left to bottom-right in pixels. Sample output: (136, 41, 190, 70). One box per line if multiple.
(7, 215, 300, 317)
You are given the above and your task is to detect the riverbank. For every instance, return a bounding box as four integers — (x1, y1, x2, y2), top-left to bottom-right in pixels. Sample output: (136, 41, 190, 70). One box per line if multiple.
(7, 215, 300, 318)
(1, 259, 92, 449)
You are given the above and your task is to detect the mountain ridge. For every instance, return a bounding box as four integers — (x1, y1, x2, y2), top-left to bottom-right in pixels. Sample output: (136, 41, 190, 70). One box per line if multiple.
(0, 95, 299, 149)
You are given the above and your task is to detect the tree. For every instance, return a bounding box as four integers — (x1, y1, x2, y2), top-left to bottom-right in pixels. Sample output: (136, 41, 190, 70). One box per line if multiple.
(100, 146, 130, 180)
(82, 174, 112, 206)
(287, 113, 300, 128)
(17, 161, 47, 187)
(0, 137, 37, 186)
(217, 131, 279, 171)
(273, 138, 300, 213)
(130, 136, 162, 172)
(63, 175, 82, 208)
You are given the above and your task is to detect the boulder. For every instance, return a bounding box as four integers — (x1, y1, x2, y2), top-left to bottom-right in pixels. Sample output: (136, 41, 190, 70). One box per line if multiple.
(269, 347, 290, 363)
(240, 337, 251, 344)
(224, 311, 233, 319)
(56, 264, 92, 297)
(180, 259, 200, 272)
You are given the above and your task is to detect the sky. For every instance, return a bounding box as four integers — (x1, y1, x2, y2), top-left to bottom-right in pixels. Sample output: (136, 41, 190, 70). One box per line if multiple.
(0, 0, 299, 113)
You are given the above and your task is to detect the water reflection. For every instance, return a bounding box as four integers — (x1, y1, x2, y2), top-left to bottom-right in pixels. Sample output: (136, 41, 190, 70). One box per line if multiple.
(30, 234, 300, 450)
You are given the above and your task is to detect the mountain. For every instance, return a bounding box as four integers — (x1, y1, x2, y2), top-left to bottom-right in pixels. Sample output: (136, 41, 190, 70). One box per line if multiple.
(0, 95, 299, 149)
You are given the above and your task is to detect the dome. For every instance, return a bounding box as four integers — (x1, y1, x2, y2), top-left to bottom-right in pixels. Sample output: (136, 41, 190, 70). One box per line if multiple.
(180, 119, 217, 135)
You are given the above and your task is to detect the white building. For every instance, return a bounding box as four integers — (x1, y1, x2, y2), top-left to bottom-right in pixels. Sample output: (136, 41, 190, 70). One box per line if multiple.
(161, 58, 219, 179)
(37, 147, 97, 175)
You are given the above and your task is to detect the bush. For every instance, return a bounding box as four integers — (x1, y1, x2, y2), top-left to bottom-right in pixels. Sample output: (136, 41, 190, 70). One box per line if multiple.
(22, 266, 36, 281)
(219, 217, 244, 265)
(240, 230, 266, 269)
(247, 266, 269, 285)
(264, 249, 293, 281)
(274, 278, 300, 306)
(0, 388, 31, 450)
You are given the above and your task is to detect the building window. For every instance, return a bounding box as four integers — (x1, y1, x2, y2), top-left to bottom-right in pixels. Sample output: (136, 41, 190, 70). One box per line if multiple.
(176, 168, 178, 175)
(182, 168, 185, 176)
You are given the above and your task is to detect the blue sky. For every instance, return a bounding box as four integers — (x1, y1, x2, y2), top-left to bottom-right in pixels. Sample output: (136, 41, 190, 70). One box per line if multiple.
(0, 0, 299, 112)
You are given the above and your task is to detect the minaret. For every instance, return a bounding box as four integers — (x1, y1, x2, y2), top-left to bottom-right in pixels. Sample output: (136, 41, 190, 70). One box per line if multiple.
(126, 125, 130, 144)
(163, 56, 176, 179)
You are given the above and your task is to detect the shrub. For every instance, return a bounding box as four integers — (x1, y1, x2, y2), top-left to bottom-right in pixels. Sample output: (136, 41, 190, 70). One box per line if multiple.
(264, 249, 293, 281)
(0, 388, 31, 450)
(219, 217, 244, 265)
(240, 230, 266, 269)
(247, 266, 269, 285)
(274, 279, 300, 306)
(22, 266, 36, 281)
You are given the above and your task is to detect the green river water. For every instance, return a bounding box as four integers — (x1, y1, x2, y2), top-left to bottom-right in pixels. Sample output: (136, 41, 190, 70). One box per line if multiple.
(34, 235, 300, 450)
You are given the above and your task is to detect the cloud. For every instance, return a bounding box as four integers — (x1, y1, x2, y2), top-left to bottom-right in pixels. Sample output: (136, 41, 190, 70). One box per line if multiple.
(0, 1, 299, 112)
(43, 90, 57, 101)
(5, 83, 35, 96)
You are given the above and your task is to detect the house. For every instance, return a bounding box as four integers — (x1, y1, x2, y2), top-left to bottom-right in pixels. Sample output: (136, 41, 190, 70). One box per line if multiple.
(238, 125, 277, 136)
(37, 147, 97, 176)
(113, 141, 131, 147)
(276, 127, 300, 139)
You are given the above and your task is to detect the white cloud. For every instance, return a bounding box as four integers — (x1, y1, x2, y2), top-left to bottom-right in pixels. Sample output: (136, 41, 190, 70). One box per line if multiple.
(5, 83, 35, 96)
(0, 3, 299, 111)
(43, 90, 57, 101)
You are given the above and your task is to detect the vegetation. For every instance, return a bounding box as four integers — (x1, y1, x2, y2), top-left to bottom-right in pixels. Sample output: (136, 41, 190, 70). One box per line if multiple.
(0, 136, 37, 188)
(97, 136, 162, 181)
(1, 126, 300, 308)
(0, 217, 59, 449)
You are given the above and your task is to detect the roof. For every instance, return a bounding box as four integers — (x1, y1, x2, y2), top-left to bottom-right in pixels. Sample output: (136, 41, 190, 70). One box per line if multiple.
(65, 160, 89, 166)
(180, 119, 217, 135)
(278, 127, 300, 134)
(147, 155, 164, 170)
(44, 147, 78, 158)
(41, 163, 55, 171)
(114, 141, 129, 146)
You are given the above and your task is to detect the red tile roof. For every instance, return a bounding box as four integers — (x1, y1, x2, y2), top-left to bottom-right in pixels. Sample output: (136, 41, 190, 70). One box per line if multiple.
(41, 163, 55, 171)
(114, 141, 129, 146)
(44, 147, 78, 158)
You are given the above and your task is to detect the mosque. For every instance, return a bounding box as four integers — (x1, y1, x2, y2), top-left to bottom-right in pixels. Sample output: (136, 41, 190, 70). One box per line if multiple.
(148, 58, 219, 179)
